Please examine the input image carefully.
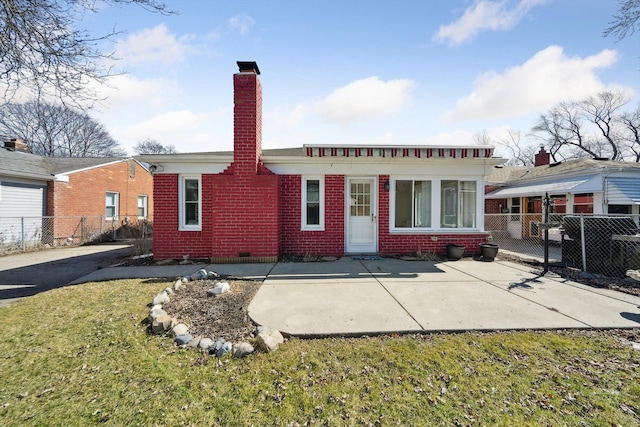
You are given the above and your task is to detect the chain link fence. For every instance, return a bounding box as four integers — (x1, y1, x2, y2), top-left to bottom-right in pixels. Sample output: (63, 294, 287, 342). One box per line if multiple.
(485, 213, 640, 278)
(0, 215, 153, 256)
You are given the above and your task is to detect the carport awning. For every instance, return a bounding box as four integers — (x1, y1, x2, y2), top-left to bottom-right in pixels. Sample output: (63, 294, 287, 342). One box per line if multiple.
(485, 179, 587, 199)
(606, 178, 640, 204)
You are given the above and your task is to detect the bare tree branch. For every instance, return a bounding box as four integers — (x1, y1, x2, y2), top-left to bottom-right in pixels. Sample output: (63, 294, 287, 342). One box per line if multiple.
(133, 138, 177, 154)
(0, 101, 126, 157)
(0, 0, 174, 106)
(603, 0, 640, 40)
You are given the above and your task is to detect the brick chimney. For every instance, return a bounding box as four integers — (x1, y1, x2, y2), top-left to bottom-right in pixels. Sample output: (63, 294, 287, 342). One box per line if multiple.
(233, 61, 262, 175)
(3, 138, 30, 153)
(534, 146, 550, 167)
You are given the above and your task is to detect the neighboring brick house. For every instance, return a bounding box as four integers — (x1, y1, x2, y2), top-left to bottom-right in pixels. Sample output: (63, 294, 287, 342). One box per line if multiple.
(141, 62, 505, 262)
(485, 147, 640, 239)
(0, 141, 153, 246)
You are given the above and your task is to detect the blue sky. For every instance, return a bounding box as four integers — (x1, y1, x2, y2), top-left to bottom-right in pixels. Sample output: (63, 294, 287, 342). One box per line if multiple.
(84, 0, 638, 157)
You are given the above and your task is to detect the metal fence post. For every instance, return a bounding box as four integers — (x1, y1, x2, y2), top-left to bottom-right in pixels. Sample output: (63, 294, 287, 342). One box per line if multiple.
(21, 217, 25, 252)
(579, 214, 588, 275)
(543, 193, 549, 274)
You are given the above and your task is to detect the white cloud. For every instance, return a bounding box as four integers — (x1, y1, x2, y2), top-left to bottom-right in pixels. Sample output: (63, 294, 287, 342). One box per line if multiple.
(115, 24, 194, 65)
(95, 74, 178, 109)
(269, 77, 415, 130)
(228, 13, 255, 35)
(418, 130, 477, 146)
(316, 77, 416, 126)
(434, 0, 547, 46)
(119, 110, 209, 143)
(441, 45, 621, 123)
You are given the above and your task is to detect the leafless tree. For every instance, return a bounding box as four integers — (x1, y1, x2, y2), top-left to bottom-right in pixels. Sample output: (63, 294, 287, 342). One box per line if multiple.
(133, 139, 177, 154)
(0, 101, 126, 157)
(581, 91, 629, 160)
(603, 0, 640, 40)
(472, 129, 492, 146)
(494, 129, 536, 166)
(0, 0, 172, 106)
(620, 105, 640, 161)
(531, 91, 636, 162)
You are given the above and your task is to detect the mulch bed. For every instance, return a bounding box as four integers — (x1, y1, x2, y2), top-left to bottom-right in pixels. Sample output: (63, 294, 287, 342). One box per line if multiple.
(162, 278, 261, 342)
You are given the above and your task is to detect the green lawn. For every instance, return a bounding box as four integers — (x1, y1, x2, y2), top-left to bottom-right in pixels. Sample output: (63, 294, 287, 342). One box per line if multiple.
(0, 278, 638, 426)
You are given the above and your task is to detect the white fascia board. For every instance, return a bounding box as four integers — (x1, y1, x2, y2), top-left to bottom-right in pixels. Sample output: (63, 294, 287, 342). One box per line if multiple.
(143, 154, 233, 175)
(58, 158, 127, 176)
(262, 156, 504, 176)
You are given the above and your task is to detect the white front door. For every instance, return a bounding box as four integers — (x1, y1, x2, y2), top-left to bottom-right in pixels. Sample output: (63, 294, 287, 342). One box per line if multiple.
(346, 177, 377, 253)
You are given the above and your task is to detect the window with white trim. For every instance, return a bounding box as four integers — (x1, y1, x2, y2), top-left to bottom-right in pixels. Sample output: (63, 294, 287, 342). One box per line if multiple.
(440, 180, 477, 228)
(301, 176, 324, 230)
(179, 175, 201, 230)
(105, 192, 119, 219)
(137, 195, 148, 218)
(394, 180, 432, 229)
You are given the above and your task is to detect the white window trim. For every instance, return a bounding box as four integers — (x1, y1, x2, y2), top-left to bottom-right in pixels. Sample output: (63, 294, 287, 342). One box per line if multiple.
(389, 178, 482, 233)
(179, 175, 202, 231)
(105, 191, 119, 220)
(137, 195, 148, 219)
(301, 176, 324, 231)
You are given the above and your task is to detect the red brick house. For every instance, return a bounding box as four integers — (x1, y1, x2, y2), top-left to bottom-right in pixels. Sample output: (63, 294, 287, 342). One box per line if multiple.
(0, 141, 153, 246)
(142, 62, 504, 262)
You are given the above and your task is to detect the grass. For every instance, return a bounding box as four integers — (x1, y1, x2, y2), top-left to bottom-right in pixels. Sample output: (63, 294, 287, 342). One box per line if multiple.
(0, 278, 639, 426)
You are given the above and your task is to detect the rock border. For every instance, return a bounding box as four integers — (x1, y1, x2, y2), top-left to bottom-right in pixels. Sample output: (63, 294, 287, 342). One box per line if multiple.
(147, 268, 285, 357)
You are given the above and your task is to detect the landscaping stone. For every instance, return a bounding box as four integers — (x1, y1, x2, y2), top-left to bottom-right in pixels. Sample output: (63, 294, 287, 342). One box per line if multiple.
(175, 334, 193, 346)
(148, 307, 167, 322)
(151, 315, 176, 334)
(152, 291, 170, 306)
(207, 281, 230, 296)
(216, 341, 233, 357)
(210, 337, 226, 354)
(172, 323, 189, 337)
(173, 280, 183, 291)
(164, 287, 174, 295)
(233, 342, 254, 358)
(198, 338, 214, 351)
(187, 336, 202, 348)
(256, 327, 284, 353)
(207, 271, 219, 279)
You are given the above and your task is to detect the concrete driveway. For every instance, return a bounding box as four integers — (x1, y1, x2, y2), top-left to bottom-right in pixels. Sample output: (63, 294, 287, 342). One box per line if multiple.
(248, 258, 640, 336)
(0, 243, 134, 307)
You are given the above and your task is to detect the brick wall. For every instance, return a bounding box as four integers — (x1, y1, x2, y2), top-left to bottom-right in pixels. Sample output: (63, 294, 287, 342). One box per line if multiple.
(279, 175, 345, 256)
(210, 172, 279, 259)
(152, 174, 212, 259)
(484, 185, 506, 214)
(49, 160, 153, 241)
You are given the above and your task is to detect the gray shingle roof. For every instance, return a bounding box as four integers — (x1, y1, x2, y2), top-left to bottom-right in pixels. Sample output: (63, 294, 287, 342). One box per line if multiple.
(0, 148, 132, 180)
(485, 158, 640, 186)
(0, 147, 52, 180)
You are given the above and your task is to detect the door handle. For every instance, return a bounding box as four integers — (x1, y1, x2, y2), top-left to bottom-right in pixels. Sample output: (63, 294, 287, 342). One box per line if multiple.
(371, 214, 377, 222)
